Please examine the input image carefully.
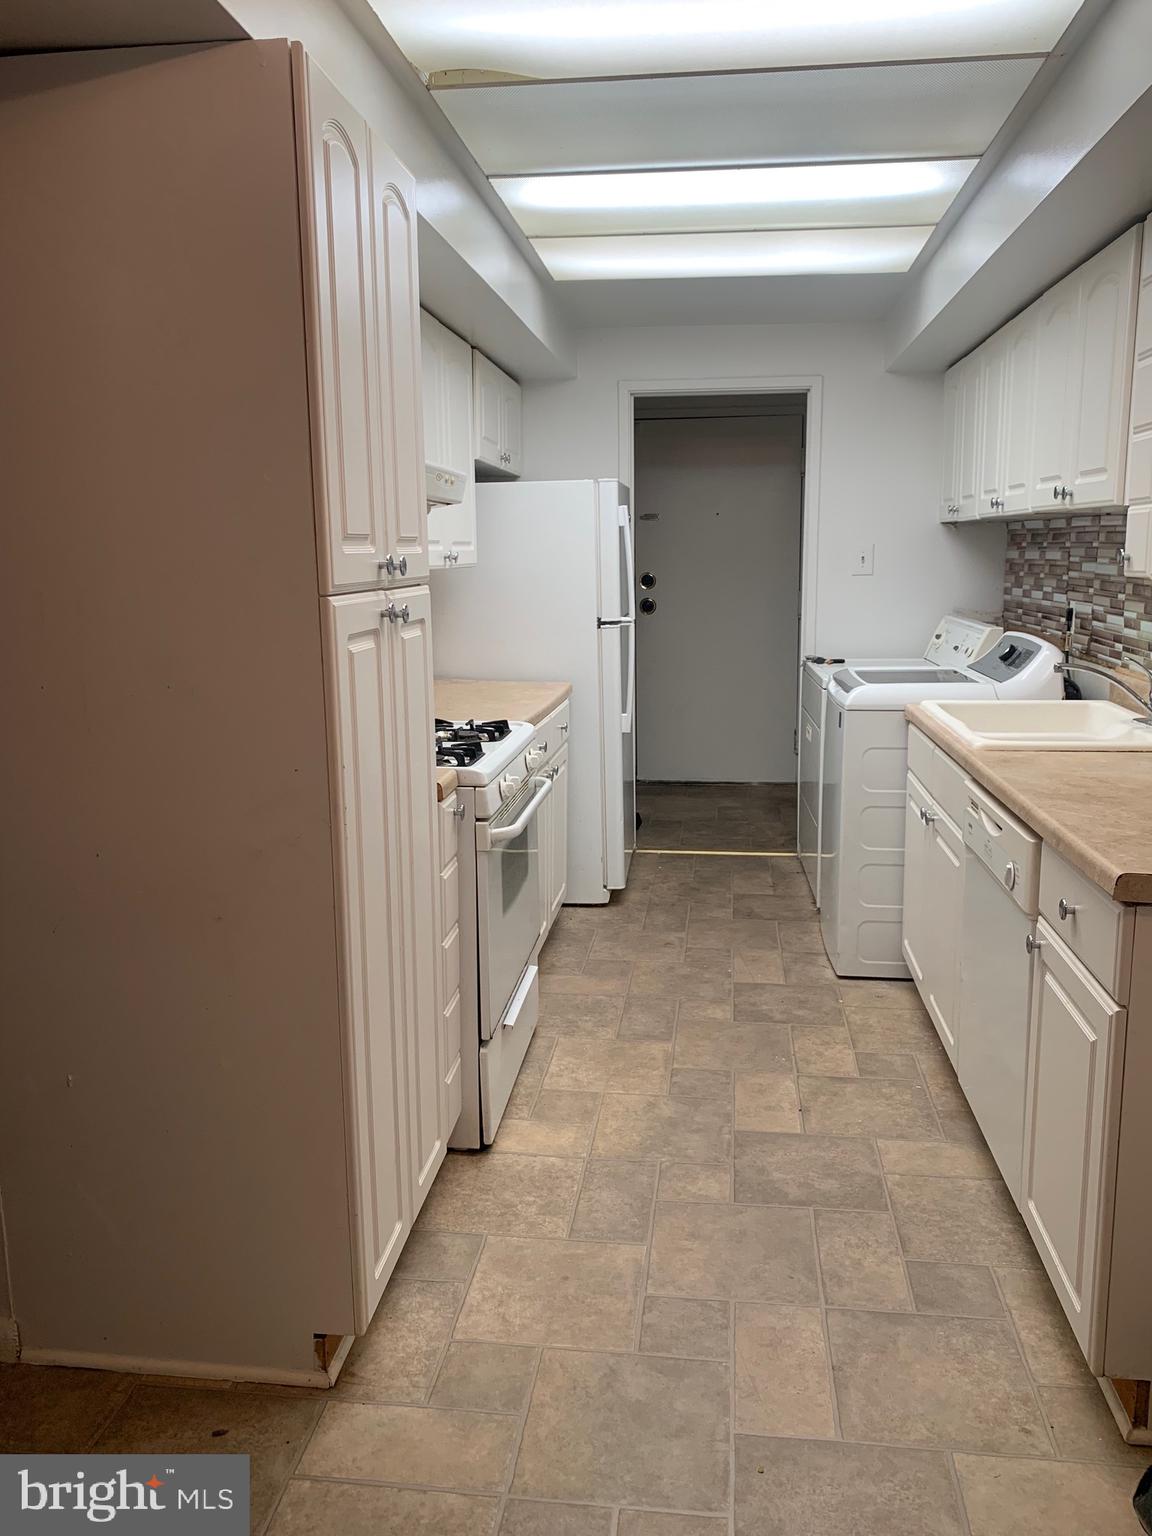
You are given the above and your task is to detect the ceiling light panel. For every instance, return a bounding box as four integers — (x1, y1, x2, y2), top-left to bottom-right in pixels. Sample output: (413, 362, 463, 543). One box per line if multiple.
(532, 227, 934, 280)
(372, 0, 1083, 80)
(493, 160, 974, 237)
(432, 58, 1041, 176)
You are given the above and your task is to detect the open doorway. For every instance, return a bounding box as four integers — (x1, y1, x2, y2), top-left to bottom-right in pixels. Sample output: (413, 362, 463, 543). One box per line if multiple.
(630, 391, 807, 852)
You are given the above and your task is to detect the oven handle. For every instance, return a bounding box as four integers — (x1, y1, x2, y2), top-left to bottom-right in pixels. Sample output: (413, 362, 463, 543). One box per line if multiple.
(477, 775, 553, 850)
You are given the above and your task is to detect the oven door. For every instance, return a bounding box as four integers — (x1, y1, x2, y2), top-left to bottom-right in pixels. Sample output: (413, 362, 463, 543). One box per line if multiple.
(475, 773, 553, 1040)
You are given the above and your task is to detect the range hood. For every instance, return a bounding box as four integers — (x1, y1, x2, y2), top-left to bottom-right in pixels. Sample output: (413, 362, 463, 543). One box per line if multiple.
(426, 461, 466, 505)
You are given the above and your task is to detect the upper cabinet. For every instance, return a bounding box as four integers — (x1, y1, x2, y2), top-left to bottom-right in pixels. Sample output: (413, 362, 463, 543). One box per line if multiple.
(473, 350, 523, 478)
(1123, 215, 1152, 578)
(421, 310, 478, 568)
(295, 49, 427, 591)
(939, 224, 1142, 524)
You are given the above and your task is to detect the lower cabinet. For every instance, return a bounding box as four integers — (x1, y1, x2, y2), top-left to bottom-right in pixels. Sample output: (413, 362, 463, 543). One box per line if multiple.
(1021, 919, 1126, 1371)
(325, 587, 447, 1328)
(902, 772, 962, 1064)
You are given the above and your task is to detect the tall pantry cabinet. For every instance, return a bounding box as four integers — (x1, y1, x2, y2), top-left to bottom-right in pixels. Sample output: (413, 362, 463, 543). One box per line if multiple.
(0, 40, 449, 1384)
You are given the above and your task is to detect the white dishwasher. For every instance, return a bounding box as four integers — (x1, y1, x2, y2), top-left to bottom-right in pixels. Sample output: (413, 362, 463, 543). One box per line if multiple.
(957, 780, 1041, 1205)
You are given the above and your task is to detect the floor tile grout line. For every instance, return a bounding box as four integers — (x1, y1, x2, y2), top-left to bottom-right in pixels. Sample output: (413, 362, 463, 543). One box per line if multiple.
(988, 1265, 1064, 1459)
(422, 1233, 489, 1408)
(946, 1450, 978, 1536)
(81, 1376, 144, 1454)
(809, 1204, 846, 1442)
(257, 1393, 326, 1535)
(491, 1341, 546, 1526)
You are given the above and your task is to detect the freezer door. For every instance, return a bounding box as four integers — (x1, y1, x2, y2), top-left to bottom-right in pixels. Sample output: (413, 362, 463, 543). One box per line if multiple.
(598, 483, 635, 624)
(600, 620, 636, 889)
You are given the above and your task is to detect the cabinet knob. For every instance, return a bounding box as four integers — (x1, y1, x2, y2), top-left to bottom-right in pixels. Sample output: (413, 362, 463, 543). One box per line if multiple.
(383, 602, 409, 625)
(453, 802, 466, 820)
(1025, 932, 1041, 955)
(920, 806, 937, 825)
(1057, 897, 1077, 921)
(381, 554, 408, 577)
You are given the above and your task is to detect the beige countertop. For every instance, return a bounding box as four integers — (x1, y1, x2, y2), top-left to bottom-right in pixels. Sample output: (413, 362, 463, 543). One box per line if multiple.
(435, 766, 458, 803)
(907, 703, 1152, 904)
(435, 678, 572, 729)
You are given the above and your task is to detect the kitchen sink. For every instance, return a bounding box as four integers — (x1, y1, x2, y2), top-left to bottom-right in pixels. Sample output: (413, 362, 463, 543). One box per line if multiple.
(920, 698, 1152, 750)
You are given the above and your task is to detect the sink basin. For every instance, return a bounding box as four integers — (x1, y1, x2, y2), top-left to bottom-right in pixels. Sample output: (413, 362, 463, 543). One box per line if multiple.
(921, 698, 1152, 750)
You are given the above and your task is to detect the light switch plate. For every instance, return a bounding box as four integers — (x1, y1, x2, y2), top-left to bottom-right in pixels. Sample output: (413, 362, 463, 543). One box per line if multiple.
(852, 544, 875, 575)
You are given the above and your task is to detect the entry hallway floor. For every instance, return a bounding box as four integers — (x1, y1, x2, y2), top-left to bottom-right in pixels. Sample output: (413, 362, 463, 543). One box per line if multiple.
(636, 781, 797, 852)
(2, 851, 1148, 1534)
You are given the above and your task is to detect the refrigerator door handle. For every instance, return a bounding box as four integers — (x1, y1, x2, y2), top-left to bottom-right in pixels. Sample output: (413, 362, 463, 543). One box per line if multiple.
(621, 618, 635, 733)
(597, 617, 635, 628)
(619, 502, 636, 623)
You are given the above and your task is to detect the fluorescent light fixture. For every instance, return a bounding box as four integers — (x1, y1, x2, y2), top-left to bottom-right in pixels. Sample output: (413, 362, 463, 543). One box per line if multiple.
(371, 0, 1083, 79)
(532, 227, 934, 280)
(493, 159, 975, 236)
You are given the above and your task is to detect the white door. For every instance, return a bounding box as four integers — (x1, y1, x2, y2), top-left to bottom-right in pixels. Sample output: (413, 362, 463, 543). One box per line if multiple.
(1001, 312, 1037, 516)
(939, 364, 962, 522)
(1124, 217, 1152, 520)
(386, 586, 445, 1214)
(1030, 276, 1080, 509)
(1069, 228, 1141, 508)
(295, 52, 387, 594)
(922, 800, 963, 1063)
(369, 132, 428, 585)
(956, 354, 982, 521)
(901, 777, 936, 1027)
(500, 371, 523, 477)
(1021, 920, 1126, 1371)
(976, 333, 1007, 515)
(473, 351, 504, 471)
(324, 591, 410, 1327)
(634, 414, 804, 781)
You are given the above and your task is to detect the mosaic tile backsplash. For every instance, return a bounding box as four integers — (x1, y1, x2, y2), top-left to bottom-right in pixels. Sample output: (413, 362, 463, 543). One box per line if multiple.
(1003, 511, 1152, 665)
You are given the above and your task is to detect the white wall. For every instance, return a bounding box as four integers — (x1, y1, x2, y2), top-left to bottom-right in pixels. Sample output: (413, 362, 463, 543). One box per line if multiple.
(522, 322, 1006, 657)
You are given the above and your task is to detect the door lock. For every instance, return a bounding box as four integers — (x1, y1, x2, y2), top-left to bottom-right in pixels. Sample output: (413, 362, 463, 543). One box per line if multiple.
(639, 596, 657, 615)
(639, 571, 657, 590)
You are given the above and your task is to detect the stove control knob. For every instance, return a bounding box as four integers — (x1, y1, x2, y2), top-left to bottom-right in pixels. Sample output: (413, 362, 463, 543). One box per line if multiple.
(525, 746, 546, 771)
(500, 773, 523, 800)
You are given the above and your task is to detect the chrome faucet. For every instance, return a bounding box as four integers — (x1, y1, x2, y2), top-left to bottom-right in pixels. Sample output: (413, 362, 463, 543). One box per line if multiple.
(1054, 655, 1152, 724)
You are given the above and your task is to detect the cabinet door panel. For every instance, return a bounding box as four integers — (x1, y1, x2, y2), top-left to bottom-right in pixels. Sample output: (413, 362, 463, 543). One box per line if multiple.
(956, 355, 981, 521)
(1125, 219, 1152, 514)
(1021, 922, 1125, 1370)
(1002, 314, 1037, 515)
(901, 780, 933, 997)
(297, 53, 386, 594)
(501, 373, 523, 478)
(924, 808, 963, 1061)
(939, 365, 962, 521)
(1071, 229, 1140, 508)
(388, 588, 445, 1211)
(369, 133, 428, 583)
(473, 351, 504, 470)
(1030, 280, 1079, 507)
(325, 593, 409, 1327)
(976, 336, 1006, 513)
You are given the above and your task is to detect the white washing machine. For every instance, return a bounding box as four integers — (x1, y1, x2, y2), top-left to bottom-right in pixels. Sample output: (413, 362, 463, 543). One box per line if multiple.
(819, 632, 1063, 979)
(798, 615, 1002, 907)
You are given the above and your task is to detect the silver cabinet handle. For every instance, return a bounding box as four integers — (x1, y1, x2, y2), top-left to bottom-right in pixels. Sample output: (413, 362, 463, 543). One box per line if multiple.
(1058, 897, 1077, 921)
(560, 722, 569, 735)
(381, 554, 408, 577)
(919, 806, 936, 825)
(1025, 932, 1041, 955)
(383, 602, 409, 624)
(453, 802, 466, 820)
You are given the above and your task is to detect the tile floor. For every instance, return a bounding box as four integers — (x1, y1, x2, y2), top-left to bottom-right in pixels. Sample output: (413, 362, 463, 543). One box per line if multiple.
(2, 783, 1148, 1533)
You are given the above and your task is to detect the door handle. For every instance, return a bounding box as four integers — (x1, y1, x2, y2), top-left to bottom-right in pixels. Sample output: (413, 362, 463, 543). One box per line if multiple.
(1025, 932, 1041, 955)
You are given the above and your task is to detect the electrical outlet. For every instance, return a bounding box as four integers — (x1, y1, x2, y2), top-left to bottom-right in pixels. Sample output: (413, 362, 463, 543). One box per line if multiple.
(852, 544, 875, 576)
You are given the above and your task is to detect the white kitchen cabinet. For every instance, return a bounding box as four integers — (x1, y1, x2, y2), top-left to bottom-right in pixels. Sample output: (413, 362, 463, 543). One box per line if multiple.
(1124, 216, 1152, 576)
(0, 41, 451, 1385)
(473, 349, 523, 477)
(297, 51, 426, 591)
(1029, 274, 1081, 511)
(1001, 311, 1037, 516)
(939, 364, 962, 523)
(1021, 920, 1126, 1370)
(902, 772, 962, 1064)
(1069, 228, 1141, 508)
(955, 353, 982, 521)
(976, 330, 1008, 516)
(421, 310, 478, 568)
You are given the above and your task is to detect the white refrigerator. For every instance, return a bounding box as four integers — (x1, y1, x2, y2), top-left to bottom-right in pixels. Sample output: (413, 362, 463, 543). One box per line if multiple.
(432, 479, 636, 904)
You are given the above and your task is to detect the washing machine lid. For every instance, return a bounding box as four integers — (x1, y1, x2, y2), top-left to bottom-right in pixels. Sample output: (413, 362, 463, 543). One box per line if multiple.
(828, 665, 994, 709)
(803, 654, 930, 690)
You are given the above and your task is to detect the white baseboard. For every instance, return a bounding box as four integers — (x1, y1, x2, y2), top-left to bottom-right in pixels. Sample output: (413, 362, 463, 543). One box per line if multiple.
(18, 1345, 332, 1389)
(0, 1316, 19, 1363)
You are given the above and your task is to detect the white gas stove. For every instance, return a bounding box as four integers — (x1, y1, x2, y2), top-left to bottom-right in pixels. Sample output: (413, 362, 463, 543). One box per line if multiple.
(436, 703, 571, 1149)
